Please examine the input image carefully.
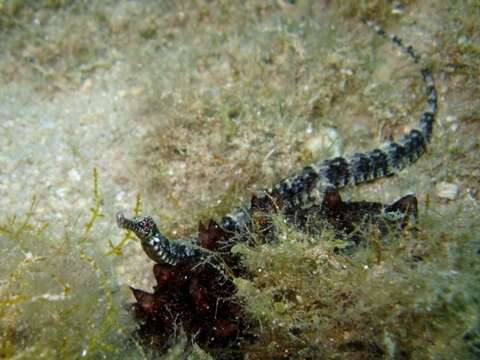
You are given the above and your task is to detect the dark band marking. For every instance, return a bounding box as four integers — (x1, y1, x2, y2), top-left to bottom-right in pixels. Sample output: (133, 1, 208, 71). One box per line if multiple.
(321, 157, 350, 187)
(367, 148, 390, 178)
(349, 153, 372, 184)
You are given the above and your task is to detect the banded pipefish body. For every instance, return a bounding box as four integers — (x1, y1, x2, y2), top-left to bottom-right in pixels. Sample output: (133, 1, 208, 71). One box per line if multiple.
(117, 20, 438, 266)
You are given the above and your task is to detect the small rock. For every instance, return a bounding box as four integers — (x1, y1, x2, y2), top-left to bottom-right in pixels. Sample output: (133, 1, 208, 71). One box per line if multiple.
(457, 35, 470, 46)
(445, 115, 459, 131)
(130, 86, 144, 97)
(445, 115, 458, 123)
(56, 187, 67, 198)
(80, 79, 93, 93)
(116, 191, 125, 202)
(436, 181, 459, 200)
(305, 126, 342, 158)
(68, 169, 81, 182)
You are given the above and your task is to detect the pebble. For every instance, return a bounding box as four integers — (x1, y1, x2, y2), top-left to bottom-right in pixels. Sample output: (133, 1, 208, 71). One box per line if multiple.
(80, 79, 93, 93)
(130, 86, 144, 97)
(305, 126, 342, 158)
(445, 115, 458, 123)
(436, 181, 459, 200)
(68, 169, 81, 182)
(445, 115, 459, 131)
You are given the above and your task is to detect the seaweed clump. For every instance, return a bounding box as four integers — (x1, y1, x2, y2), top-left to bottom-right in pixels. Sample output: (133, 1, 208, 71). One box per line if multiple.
(122, 190, 424, 358)
(0, 171, 145, 359)
(235, 202, 480, 359)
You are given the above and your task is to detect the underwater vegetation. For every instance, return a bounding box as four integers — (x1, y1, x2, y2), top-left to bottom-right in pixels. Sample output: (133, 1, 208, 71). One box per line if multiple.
(119, 188, 425, 358)
(0, 173, 141, 359)
(236, 204, 480, 358)
(1, 174, 479, 359)
(0, 0, 479, 359)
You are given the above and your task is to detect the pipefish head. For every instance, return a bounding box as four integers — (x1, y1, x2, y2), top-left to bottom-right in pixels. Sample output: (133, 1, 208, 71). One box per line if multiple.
(116, 212, 159, 243)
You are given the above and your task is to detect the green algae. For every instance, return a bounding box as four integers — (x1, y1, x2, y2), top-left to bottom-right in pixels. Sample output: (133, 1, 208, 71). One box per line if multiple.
(0, 170, 213, 359)
(234, 205, 480, 358)
(0, 175, 141, 359)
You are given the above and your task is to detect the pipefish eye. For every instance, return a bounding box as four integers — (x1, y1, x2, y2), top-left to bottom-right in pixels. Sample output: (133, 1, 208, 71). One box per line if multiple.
(134, 216, 155, 234)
